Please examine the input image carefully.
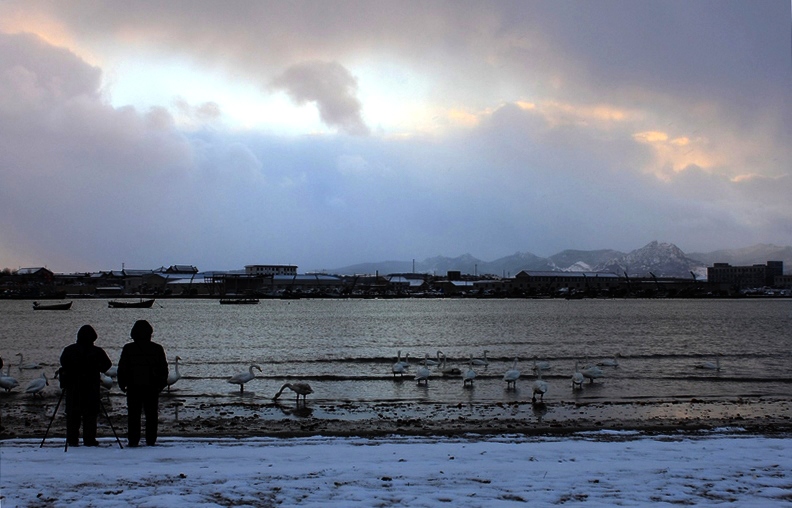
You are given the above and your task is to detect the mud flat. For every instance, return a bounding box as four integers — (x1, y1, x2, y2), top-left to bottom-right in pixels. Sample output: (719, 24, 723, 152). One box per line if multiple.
(2, 392, 791, 442)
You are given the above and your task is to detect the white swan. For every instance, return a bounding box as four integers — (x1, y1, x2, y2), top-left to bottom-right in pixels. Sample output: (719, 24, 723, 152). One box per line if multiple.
(695, 355, 721, 371)
(100, 372, 114, 390)
(462, 356, 476, 387)
(0, 365, 19, 392)
(532, 370, 548, 403)
(439, 352, 462, 377)
(503, 357, 520, 389)
(414, 355, 431, 385)
(532, 355, 551, 372)
(273, 382, 313, 405)
(582, 363, 604, 384)
(571, 360, 585, 390)
(166, 356, 182, 392)
(26, 372, 48, 397)
(392, 351, 408, 378)
(597, 354, 620, 368)
(471, 350, 489, 367)
(394, 350, 410, 370)
(16, 353, 41, 370)
(227, 364, 262, 393)
(424, 351, 442, 367)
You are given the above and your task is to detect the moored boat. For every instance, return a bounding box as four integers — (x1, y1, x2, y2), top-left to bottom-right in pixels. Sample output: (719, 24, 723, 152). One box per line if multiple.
(220, 298, 260, 305)
(108, 299, 156, 308)
(33, 301, 72, 310)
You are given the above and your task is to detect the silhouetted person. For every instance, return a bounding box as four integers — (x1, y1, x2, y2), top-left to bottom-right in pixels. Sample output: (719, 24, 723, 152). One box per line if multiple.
(59, 325, 112, 446)
(117, 320, 168, 447)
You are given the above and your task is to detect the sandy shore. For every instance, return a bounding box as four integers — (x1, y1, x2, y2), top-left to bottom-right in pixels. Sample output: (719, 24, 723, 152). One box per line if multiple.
(2, 391, 791, 443)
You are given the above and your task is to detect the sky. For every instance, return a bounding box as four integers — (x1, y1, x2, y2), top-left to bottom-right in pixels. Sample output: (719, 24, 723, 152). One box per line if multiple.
(2, 433, 791, 506)
(0, 1, 790, 273)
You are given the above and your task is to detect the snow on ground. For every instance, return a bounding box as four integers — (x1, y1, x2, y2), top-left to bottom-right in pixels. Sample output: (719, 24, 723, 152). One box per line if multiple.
(2, 432, 791, 507)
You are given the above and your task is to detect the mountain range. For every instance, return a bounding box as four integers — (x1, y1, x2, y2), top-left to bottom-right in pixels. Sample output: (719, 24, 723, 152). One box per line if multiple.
(327, 242, 792, 279)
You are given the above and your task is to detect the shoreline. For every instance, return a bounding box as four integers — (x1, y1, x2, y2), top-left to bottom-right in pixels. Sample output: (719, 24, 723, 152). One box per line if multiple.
(3, 395, 791, 442)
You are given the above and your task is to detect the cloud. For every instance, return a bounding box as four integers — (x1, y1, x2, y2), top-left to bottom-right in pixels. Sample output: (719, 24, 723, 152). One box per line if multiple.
(270, 61, 369, 136)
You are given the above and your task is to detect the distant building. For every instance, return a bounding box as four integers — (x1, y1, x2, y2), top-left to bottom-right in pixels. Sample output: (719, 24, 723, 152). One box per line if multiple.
(245, 264, 298, 276)
(707, 261, 783, 288)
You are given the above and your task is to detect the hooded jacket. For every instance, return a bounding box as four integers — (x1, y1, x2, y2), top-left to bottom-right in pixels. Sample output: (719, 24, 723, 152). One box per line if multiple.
(117, 321, 168, 393)
(59, 325, 112, 396)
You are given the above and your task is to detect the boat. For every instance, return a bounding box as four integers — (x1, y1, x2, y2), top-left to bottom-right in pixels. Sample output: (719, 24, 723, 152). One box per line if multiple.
(108, 299, 156, 309)
(219, 298, 260, 305)
(33, 301, 72, 310)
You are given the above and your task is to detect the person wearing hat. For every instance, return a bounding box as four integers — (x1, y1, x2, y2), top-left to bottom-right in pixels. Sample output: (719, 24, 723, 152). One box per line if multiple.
(59, 324, 112, 447)
(117, 320, 169, 447)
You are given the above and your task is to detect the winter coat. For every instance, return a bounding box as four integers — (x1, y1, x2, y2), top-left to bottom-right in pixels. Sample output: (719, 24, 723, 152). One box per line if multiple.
(117, 337, 168, 394)
(59, 336, 112, 397)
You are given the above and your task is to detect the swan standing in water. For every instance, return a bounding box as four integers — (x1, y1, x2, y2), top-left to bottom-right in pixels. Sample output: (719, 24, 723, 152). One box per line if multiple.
(0, 365, 19, 392)
(471, 350, 489, 367)
(462, 356, 476, 387)
(424, 351, 442, 367)
(228, 365, 262, 393)
(439, 352, 462, 377)
(695, 355, 721, 371)
(166, 356, 182, 392)
(392, 351, 408, 378)
(597, 354, 620, 368)
(273, 382, 313, 405)
(414, 355, 432, 385)
(503, 357, 520, 390)
(106, 365, 118, 378)
(26, 372, 48, 397)
(571, 360, 585, 390)
(532, 356, 551, 372)
(532, 369, 548, 403)
(16, 353, 41, 370)
(582, 363, 604, 384)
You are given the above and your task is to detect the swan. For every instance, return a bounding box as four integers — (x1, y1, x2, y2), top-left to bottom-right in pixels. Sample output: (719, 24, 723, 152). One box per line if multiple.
(571, 360, 585, 389)
(100, 372, 114, 390)
(106, 365, 118, 378)
(227, 364, 262, 393)
(392, 351, 409, 378)
(532, 355, 551, 372)
(394, 350, 410, 370)
(471, 350, 489, 367)
(0, 365, 19, 392)
(695, 355, 721, 371)
(532, 370, 548, 403)
(462, 356, 476, 387)
(597, 354, 620, 368)
(16, 353, 41, 370)
(414, 355, 431, 385)
(26, 372, 48, 397)
(166, 356, 182, 392)
(273, 382, 313, 405)
(424, 351, 442, 367)
(503, 357, 520, 389)
(439, 352, 462, 377)
(582, 363, 604, 384)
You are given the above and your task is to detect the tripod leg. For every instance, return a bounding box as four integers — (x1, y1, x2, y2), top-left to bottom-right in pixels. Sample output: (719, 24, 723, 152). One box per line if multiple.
(99, 398, 123, 449)
(40, 389, 65, 448)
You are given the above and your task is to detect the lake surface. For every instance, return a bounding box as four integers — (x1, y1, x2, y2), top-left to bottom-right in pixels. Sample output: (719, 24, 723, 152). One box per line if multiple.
(2, 298, 791, 405)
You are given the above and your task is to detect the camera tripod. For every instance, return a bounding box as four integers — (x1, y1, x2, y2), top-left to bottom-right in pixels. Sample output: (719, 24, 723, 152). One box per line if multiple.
(40, 389, 124, 451)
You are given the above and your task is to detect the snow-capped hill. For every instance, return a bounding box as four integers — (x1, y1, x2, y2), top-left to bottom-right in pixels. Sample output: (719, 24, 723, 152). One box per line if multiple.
(598, 241, 705, 278)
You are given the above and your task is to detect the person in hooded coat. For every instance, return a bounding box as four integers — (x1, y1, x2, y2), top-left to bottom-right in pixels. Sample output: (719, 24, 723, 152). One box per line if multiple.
(59, 325, 112, 446)
(117, 319, 168, 447)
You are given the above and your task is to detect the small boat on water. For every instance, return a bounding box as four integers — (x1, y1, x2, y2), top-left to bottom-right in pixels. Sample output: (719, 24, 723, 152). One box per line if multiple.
(108, 299, 156, 309)
(33, 301, 73, 310)
(220, 298, 260, 305)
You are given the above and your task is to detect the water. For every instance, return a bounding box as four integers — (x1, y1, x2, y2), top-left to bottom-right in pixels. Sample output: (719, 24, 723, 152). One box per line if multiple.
(2, 298, 791, 405)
